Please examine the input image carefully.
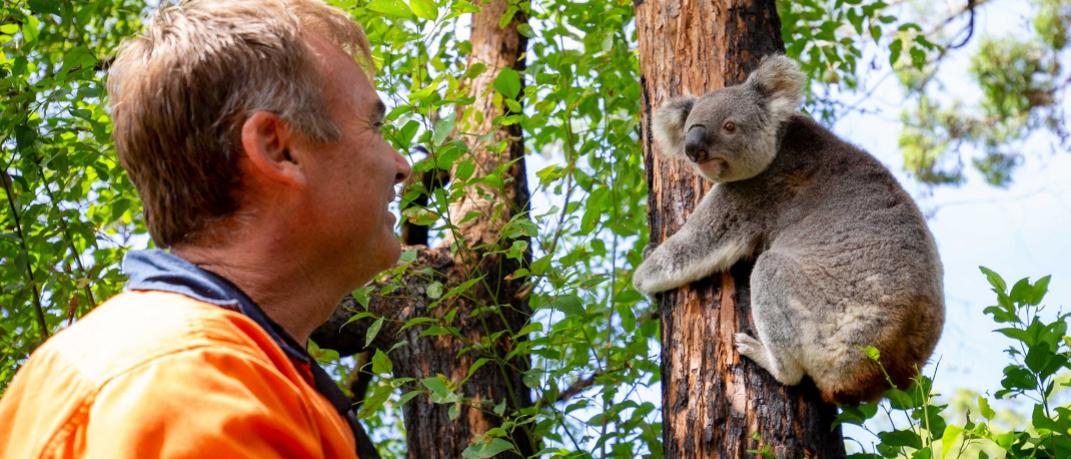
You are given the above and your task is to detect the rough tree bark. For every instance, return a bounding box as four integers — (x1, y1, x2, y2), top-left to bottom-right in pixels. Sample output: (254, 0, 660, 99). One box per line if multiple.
(312, 1, 535, 457)
(634, 0, 846, 457)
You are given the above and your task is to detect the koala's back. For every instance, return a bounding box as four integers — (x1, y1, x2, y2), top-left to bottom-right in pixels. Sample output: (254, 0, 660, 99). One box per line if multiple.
(751, 115, 945, 403)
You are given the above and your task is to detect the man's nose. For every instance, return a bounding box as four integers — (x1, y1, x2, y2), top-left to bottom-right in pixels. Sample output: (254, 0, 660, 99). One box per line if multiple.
(684, 126, 707, 162)
(394, 146, 414, 184)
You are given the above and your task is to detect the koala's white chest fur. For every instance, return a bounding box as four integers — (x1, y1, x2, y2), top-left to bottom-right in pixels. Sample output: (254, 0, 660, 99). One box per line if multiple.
(633, 55, 944, 404)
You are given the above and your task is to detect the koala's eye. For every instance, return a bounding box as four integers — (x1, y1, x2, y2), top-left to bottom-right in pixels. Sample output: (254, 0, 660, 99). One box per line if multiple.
(722, 121, 736, 133)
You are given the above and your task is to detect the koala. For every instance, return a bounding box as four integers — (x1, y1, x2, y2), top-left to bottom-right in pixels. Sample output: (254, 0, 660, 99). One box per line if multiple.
(632, 55, 944, 404)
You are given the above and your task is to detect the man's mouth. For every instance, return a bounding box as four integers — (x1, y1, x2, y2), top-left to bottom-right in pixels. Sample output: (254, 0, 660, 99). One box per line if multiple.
(387, 192, 398, 224)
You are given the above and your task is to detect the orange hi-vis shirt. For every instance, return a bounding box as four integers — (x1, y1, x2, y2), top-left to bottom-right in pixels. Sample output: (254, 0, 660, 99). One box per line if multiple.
(0, 250, 359, 458)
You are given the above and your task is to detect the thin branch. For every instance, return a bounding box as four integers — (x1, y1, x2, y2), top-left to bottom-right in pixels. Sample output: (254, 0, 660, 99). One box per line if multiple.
(555, 371, 600, 404)
(1, 166, 49, 342)
(30, 153, 97, 311)
(945, 0, 977, 50)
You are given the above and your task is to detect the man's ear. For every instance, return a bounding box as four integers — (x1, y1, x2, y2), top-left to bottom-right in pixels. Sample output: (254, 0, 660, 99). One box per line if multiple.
(240, 111, 305, 188)
(652, 96, 696, 157)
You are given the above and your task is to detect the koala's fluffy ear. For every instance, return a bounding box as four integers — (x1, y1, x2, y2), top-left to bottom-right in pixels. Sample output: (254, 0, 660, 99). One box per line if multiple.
(652, 96, 696, 157)
(746, 55, 805, 123)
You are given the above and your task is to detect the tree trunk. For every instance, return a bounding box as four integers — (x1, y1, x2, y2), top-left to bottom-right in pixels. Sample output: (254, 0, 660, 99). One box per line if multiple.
(313, 1, 535, 457)
(634, 1, 846, 457)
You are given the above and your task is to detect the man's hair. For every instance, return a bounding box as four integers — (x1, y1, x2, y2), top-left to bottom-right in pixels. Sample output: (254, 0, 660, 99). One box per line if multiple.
(107, 0, 372, 247)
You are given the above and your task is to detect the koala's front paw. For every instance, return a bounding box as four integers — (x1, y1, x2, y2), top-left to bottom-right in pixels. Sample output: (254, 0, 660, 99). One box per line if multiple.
(632, 263, 655, 295)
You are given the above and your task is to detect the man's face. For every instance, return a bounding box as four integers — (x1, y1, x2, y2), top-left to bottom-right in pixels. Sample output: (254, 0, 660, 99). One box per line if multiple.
(295, 34, 411, 286)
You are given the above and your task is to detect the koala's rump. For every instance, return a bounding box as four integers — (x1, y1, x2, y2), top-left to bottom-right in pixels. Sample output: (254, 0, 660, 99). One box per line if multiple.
(761, 146, 943, 403)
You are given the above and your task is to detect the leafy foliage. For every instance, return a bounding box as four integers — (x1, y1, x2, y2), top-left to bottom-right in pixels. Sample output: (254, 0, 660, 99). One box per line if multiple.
(777, 0, 938, 121)
(1, 0, 145, 389)
(896, 0, 1070, 187)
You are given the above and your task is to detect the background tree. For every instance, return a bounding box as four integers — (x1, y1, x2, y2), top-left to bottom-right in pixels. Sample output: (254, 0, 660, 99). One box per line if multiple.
(312, 0, 538, 456)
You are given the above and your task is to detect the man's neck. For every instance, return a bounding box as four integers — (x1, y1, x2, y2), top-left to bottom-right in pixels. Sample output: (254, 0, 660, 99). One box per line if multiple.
(172, 239, 345, 345)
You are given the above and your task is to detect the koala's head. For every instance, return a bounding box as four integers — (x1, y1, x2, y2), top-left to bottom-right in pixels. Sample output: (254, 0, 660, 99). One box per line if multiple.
(652, 55, 805, 183)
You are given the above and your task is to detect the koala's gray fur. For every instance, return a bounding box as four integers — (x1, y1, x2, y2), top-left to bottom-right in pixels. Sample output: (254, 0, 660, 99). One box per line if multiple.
(633, 55, 944, 404)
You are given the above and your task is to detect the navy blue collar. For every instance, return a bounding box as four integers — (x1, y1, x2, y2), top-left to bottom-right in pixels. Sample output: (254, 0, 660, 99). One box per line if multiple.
(122, 249, 311, 365)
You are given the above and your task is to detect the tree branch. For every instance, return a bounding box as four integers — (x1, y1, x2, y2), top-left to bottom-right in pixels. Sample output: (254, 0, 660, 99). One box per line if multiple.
(1, 166, 48, 342)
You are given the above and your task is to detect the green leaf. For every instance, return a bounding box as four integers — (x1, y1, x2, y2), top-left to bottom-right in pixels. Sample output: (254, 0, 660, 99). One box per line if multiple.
(909, 47, 926, 69)
(364, 317, 384, 349)
(371, 349, 393, 374)
(402, 316, 437, 330)
(978, 396, 995, 419)
(493, 398, 506, 416)
(454, 158, 476, 181)
(398, 390, 421, 406)
(493, 68, 521, 99)
(421, 376, 453, 403)
(342, 310, 376, 327)
(367, 0, 415, 19)
(1000, 366, 1035, 393)
(979, 266, 1007, 293)
(462, 438, 515, 459)
(426, 281, 443, 299)
(395, 120, 421, 148)
(465, 357, 491, 380)
(1025, 345, 1054, 373)
(889, 38, 903, 67)
(1009, 277, 1032, 303)
(352, 286, 373, 308)
(834, 402, 879, 427)
(357, 383, 394, 419)
(940, 425, 963, 458)
(545, 294, 584, 316)
(463, 62, 487, 79)
(1028, 275, 1051, 305)
(863, 345, 881, 361)
(27, 0, 61, 16)
(60, 46, 97, 75)
(410, 0, 438, 20)
(1032, 404, 1059, 431)
(22, 16, 40, 45)
(431, 118, 454, 146)
(877, 429, 922, 448)
(441, 277, 482, 301)
(0, 24, 18, 35)
(448, 402, 461, 420)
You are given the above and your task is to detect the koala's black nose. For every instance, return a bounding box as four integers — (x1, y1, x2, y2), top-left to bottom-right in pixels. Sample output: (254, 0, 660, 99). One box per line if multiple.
(684, 126, 707, 162)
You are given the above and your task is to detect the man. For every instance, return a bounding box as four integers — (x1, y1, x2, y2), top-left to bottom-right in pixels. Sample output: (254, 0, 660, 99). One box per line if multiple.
(0, 0, 409, 457)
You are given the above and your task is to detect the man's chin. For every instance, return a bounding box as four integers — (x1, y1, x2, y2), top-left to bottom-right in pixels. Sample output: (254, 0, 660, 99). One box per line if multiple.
(380, 235, 403, 266)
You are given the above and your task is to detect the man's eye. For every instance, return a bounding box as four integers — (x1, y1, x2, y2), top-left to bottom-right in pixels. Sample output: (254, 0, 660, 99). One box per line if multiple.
(373, 121, 385, 132)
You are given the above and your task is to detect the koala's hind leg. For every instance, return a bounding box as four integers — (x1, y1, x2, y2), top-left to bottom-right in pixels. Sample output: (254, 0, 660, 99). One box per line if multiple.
(735, 251, 812, 386)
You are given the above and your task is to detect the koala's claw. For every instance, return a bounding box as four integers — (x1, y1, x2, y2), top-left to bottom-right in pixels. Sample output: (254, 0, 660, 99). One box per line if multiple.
(642, 243, 659, 259)
(734, 333, 764, 358)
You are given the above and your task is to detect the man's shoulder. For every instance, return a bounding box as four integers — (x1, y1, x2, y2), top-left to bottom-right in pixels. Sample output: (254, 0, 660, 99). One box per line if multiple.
(0, 292, 352, 459)
(39, 290, 288, 385)
(0, 291, 309, 458)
